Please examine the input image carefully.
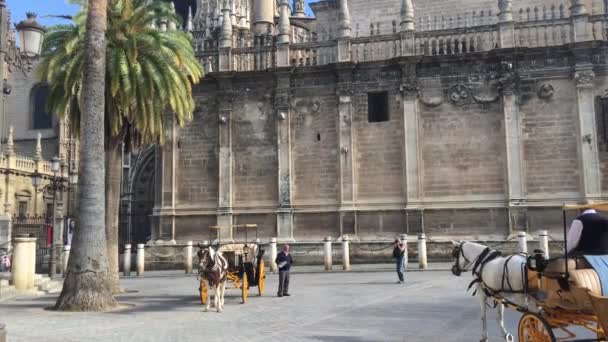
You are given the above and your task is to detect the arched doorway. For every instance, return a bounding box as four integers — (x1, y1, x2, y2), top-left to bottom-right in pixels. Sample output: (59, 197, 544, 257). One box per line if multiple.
(122, 146, 156, 245)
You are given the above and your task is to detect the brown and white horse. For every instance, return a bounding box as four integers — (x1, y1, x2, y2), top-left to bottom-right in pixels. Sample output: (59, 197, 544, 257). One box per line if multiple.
(198, 246, 228, 312)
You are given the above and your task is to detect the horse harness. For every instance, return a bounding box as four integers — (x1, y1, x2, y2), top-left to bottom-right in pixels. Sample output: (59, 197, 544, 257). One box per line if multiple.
(454, 242, 529, 299)
(199, 250, 227, 287)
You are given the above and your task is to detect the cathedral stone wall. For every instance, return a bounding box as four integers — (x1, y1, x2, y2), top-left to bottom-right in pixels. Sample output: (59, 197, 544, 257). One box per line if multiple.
(154, 41, 608, 244)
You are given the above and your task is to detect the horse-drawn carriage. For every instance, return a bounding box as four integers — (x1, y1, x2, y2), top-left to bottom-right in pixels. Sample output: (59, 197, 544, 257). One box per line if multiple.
(197, 224, 266, 311)
(452, 203, 608, 342)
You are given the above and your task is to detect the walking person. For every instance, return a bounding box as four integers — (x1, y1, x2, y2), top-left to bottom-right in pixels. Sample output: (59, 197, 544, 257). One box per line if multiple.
(275, 244, 293, 297)
(393, 239, 406, 283)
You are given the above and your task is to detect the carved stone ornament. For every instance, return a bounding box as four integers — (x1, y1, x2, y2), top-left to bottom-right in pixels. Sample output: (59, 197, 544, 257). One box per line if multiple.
(448, 84, 472, 106)
(537, 84, 554, 99)
(274, 92, 290, 108)
(278, 112, 287, 121)
(219, 115, 228, 124)
(400, 82, 419, 98)
(575, 70, 595, 88)
(336, 84, 354, 97)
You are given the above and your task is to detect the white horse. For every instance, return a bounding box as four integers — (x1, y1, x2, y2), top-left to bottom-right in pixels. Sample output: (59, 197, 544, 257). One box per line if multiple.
(198, 246, 228, 313)
(451, 241, 535, 342)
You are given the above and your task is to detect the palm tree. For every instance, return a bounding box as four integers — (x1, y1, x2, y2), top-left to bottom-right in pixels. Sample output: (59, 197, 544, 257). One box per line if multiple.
(38, 0, 203, 295)
(53, 0, 115, 311)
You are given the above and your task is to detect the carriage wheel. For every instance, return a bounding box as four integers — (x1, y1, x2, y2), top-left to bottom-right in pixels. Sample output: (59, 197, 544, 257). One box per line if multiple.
(258, 259, 265, 296)
(199, 279, 208, 306)
(241, 272, 248, 304)
(518, 313, 556, 342)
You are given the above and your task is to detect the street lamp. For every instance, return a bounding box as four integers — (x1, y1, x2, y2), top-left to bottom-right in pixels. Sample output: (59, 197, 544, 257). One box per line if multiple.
(31, 156, 68, 278)
(0, 3, 45, 155)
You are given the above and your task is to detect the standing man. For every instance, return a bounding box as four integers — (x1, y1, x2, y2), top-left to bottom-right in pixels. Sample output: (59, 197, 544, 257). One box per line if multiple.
(275, 244, 293, 297)
(393, 239, 406, 283)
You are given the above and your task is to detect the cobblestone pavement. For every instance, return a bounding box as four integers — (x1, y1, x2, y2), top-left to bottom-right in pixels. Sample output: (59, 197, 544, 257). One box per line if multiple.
(0, 270, 598, 342)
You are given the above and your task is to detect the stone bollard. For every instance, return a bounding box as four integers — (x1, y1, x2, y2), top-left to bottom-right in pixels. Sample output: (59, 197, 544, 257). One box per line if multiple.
(323, 236, 333, 271)
(400, 234, 408, 267)
(185, 241, 193, 274)
(62, 245, 70, 276)
(136, 244, 145, 276)
(270, 238, 278, 272)
(342, 235, 351, 271)
(418, 234, 428, 269)
(0, 323, 6, 342)
(517, 231, 528, 254)
(11, 236, 36, 291)
(123, 244, 132, 276)
(538, 230, 550, 258)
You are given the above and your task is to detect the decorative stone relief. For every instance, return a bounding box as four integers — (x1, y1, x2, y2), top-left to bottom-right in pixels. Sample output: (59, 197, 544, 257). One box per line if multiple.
(575, 70, 595, 88)
(278, 112, 287, 121)
(537, 84, 554, 99)
(448, 84, 472, 106)
(219, 115, 228, 124)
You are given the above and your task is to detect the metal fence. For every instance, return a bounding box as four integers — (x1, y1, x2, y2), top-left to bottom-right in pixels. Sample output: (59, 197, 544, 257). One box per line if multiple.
(12, 216, 52, 273)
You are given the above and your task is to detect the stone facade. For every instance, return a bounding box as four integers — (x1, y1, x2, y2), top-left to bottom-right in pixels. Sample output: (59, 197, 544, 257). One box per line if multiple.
(131, 0, 608, 248)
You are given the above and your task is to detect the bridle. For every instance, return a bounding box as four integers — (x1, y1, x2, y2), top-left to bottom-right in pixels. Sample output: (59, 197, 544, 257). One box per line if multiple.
(199, 248, 220, 272)
(452, 242, 474, 276)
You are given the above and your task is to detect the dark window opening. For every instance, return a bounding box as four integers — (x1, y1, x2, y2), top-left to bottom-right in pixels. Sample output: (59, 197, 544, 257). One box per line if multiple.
(31, 84, 53, 129)
(368, 92, 389, 123)
(18, 201, 27, 218)
(316, 133, 321, 141)
(597, 95, 608, 146)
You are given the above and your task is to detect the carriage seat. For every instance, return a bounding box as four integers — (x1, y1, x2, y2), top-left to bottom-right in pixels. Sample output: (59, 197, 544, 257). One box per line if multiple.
(568, 269, 602, 296)
(543, 257, 591, 275)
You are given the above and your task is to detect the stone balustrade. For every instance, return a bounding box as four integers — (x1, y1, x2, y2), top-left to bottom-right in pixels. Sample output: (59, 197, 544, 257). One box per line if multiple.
(196, 12, 608, 73)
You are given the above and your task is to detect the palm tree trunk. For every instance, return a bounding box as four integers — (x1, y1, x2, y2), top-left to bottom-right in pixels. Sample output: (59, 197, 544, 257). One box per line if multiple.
(105, 139, 122, 294)
(55, 0, 116, 311)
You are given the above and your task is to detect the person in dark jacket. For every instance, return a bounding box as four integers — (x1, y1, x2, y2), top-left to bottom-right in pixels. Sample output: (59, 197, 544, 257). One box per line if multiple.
(567, 209, 608, 255)
(275, 244, 294, 297)
(393, 239, 407, 283)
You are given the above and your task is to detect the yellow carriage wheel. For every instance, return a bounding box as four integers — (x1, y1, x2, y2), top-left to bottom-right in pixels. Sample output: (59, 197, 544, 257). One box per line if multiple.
(241, 272, 248, 304)
(199, 279, 208, 306)
(518, 313, 556, 342)
(258, 259, 265, 296)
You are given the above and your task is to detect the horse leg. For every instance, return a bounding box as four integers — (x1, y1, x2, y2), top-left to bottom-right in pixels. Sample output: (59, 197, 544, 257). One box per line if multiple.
(496, 302, 514, 342)
(204, 280, 211, 312)
(217, 281, 225, 313)
(479, 290, 488, 342)
(213, 284, 219, 311)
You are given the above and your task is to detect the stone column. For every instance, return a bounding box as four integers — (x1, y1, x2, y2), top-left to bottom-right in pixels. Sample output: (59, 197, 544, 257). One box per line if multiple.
(123, 244, 131, 276)
(400, 64, 421, 207)
(337, 67, 357, 236)
(62, 245, 70, 275)
(497, 0, 515, 48)
(11, 236, 36, 291)
(276, 0, 291, 67)
(323, 236, 333, 271)
(574, 67, 602, 201)
(571, 0, 591, 42)
(499, 64, 526, 232)
(217, 77, 235, 242)
(337, 0, 351, 62)
(155, 117, 178, 242)
(275, 73, 295, 242)
(219, 0, 233, 71)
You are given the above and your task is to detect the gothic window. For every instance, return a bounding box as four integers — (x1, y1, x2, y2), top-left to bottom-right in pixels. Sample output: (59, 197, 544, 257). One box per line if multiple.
(368, 92, 389, 123)
(30, 84, 53, 130)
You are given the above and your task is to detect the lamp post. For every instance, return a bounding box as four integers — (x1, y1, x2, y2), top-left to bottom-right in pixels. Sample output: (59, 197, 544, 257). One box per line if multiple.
(31, 156, 67, 278)
(0, 4, 45, 153)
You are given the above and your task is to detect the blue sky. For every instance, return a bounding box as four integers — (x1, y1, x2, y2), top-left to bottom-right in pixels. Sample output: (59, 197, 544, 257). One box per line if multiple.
(6, 0, 315, 28)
